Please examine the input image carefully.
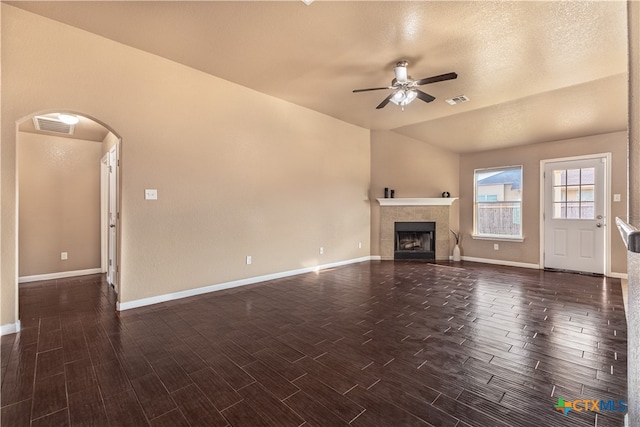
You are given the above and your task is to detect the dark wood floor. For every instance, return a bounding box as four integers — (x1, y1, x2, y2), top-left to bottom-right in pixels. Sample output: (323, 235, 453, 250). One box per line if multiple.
(1, 261, 627, 426)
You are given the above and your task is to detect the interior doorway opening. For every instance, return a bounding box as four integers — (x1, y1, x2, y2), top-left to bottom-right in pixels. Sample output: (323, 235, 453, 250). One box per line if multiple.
(17, 110, 122, 308)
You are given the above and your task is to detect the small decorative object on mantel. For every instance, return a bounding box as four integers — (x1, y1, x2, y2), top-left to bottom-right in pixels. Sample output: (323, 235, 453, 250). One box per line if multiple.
(390, 189, 395, 198)
(442, 191, 450, 198)
(450, 230, 461, 262)
(384, 187, 389, 198)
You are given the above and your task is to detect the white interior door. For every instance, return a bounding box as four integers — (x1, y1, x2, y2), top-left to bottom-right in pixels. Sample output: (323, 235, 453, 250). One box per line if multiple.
(107, 144, 118, 288)
(543, 157, 605, 274)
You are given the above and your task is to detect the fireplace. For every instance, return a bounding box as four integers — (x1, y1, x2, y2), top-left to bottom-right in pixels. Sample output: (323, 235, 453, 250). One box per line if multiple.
(378, 197, 456, 261)
(394, 222, 436, 260)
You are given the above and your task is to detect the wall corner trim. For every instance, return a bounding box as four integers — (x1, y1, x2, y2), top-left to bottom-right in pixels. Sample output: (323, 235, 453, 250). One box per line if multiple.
(1, 320, 21, 336)
(608, 272, 628, 279)
(19, 268, 102, 283)
(117, 256, 375, 311)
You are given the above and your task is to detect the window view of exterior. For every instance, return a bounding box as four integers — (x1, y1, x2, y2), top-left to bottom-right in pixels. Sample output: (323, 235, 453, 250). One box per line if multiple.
(474, 166, 523, 237)
(551, 168, 595, 219)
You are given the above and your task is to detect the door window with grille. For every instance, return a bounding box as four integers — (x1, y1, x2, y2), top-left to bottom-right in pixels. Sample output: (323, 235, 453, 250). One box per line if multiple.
(551, 168, 595, 219)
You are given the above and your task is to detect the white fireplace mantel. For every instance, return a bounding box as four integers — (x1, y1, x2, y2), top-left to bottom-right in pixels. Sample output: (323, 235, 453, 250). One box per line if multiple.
(377, 197, 458, 207)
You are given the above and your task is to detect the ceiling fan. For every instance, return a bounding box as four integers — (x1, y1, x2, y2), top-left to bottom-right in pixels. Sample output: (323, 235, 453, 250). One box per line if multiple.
(353, 60, 457, 110)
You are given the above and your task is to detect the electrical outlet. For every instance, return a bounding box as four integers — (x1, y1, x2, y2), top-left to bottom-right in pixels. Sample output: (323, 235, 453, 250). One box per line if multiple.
(614, 194, 621, 202)
(319, 247, 324, 255)
(493, 244, 499, 251)
(61, 252, 68, 260)
(246, 256, 252, 265)
(145, 189, 158, 200)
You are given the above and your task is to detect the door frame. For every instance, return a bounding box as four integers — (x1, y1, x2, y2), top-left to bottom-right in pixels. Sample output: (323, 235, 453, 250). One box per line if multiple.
(101, 154, 109, 273)
(539, 152, 612, 276)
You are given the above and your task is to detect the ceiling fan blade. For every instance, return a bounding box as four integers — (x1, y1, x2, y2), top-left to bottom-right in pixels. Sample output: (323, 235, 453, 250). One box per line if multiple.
(353, 87, 393, 93)
(415, 90, 436, 103)
(376, 92, 395, 109)
(415, 72, 458, 86)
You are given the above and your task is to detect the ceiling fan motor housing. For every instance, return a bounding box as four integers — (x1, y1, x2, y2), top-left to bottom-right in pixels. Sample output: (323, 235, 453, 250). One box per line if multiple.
(394, 61, 409, 83)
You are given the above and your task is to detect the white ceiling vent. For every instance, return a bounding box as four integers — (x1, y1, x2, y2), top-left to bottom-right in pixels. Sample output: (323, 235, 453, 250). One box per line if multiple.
(32, 116, 75, 135)
(445, 95, 470, 105)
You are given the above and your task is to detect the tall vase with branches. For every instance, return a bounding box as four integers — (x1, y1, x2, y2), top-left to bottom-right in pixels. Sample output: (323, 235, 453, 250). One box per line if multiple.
(450, 230, 461, 262)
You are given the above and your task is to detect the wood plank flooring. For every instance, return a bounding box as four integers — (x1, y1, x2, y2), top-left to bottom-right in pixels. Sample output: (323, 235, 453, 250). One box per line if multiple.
(1, 261, 627, 426)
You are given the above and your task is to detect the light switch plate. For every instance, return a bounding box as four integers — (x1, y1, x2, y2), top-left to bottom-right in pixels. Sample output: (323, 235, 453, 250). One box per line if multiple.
(613, 194, 621, 202)
(145, 189, 158, 200)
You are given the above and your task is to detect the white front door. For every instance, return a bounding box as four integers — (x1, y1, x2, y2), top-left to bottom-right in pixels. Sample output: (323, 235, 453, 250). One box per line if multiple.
(107, 145, 118, 288)
(543, 157, 606, 274)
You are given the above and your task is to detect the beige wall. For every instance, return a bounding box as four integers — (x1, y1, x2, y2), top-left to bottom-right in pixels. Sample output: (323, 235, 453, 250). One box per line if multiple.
(459, 131, 628, 274)
(1, 5, 371, 325)
(18, 132, 102, 277)
(370, 130, 460, 256)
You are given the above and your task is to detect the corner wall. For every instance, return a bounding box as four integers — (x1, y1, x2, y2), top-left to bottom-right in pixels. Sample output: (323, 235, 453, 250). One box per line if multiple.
(1, 5, 371, 327)
(459, 131, 628, 274)
(370, 130, 460, 257)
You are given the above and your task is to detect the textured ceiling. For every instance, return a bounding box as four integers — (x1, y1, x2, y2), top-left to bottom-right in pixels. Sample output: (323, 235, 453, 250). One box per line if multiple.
(10, 1, 628, 153)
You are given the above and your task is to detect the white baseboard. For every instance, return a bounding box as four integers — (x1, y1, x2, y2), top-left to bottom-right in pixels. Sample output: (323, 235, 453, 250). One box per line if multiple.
(461, 256, 540, 270)
(459, 257, 628, 278)
(19, 268, 102, 284)
(117, 256, 373, 311)
(1, 320, 21, 336)
(370, 255, 382, 261)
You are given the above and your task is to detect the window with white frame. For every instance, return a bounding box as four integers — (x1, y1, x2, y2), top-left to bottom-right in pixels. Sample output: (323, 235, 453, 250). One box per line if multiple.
(474, 166, 523, 239)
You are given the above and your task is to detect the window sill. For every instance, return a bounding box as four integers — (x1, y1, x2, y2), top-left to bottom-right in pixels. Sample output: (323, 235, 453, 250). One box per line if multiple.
(471, 234, 524, 243)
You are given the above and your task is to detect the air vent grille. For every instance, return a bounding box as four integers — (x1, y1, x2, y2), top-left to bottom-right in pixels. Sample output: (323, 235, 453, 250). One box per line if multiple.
(445, 95, 470, 105)
(32, 116, 75, 135)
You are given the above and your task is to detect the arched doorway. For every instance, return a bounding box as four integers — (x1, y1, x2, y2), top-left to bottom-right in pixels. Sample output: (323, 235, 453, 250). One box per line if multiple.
(16, 110, 122, 319)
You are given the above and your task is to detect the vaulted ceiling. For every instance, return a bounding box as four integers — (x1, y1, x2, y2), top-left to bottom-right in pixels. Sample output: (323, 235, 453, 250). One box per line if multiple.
(10, 1, 629, 153)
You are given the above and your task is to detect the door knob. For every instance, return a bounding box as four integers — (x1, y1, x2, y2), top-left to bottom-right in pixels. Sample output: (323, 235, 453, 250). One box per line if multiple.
(109, 224, 116, 228)
(596, 223, 602, 228)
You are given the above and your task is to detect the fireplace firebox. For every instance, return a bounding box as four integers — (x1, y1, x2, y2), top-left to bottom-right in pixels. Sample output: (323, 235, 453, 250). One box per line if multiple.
(394, 222, 436, 260)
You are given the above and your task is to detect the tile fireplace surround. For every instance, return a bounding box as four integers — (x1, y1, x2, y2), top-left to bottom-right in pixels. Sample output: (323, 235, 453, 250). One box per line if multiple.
(378, 198, 458, 261)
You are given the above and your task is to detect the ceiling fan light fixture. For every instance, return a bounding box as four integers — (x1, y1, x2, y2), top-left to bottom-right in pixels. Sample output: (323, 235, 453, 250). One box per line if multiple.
(58, 114, 80, 125)
(391, 90, 406, 103)
(390, 89, 418, 107)
(405, 90, 418, 104)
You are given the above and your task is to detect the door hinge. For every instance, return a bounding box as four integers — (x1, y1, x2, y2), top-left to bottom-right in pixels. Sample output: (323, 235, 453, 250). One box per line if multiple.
(117, 160, 120, 167)
(109, 166, 112, 173)
(117, 212, 120, 220)
(109, 259, 112, 266)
